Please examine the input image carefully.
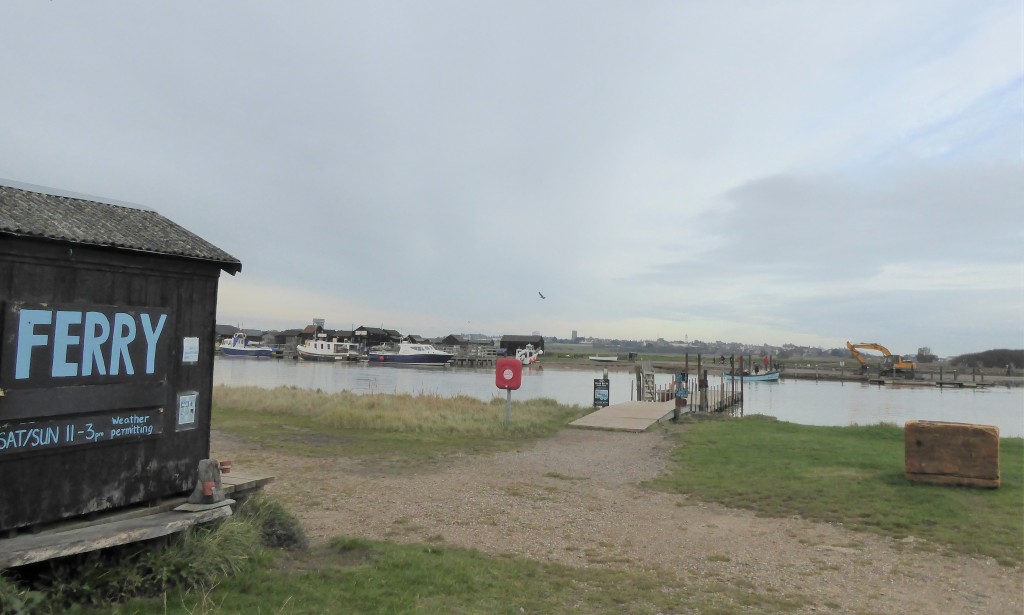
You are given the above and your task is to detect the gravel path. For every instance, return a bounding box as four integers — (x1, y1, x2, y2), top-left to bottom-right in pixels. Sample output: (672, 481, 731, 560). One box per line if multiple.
(212, 427, 1023, 614)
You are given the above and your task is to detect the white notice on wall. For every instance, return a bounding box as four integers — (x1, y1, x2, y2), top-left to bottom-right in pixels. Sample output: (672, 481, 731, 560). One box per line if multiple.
(177, 391, 198, 430)
(182, 337, 200, 364)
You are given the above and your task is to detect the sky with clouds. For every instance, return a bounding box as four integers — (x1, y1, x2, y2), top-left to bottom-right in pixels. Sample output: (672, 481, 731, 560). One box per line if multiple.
(1, 1, 1021, 356)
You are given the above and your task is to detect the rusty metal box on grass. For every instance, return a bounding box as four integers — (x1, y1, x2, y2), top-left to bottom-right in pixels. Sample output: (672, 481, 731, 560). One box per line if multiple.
(904, 420, 1000, 488)
(0, 185, 241, 533)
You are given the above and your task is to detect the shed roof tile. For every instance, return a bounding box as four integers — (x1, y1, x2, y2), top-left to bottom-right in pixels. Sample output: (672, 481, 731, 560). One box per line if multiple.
(0, 185, 241, 273)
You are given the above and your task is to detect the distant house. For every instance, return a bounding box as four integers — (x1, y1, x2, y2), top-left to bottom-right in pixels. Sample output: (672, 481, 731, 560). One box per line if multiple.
(263, 329, 304, 349)
(300, 323, 321, 341)
(241, 328, 264, 342)
(215, 324, 239, 339)
(405, 334, 429, 343)
(500, 335, 545, 355)
(355, 326, 398, 345)
(442, 334, 469, 347)
(299, 324, 353, 343)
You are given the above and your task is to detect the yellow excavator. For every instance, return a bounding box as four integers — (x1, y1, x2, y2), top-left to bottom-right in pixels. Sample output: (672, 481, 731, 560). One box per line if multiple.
(846, 341, 916, 376)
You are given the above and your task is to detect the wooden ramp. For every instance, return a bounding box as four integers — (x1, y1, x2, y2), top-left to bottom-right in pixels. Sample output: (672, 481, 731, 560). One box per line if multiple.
(0, 473, 273, 569)
(569, 400, 676, 432)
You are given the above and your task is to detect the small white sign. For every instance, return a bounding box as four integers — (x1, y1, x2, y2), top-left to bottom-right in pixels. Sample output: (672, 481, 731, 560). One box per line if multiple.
(177, 391, 198, 430)
(182, 337, 200, 364)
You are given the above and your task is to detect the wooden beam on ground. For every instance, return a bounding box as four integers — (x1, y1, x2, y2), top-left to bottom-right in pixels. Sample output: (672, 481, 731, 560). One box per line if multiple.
(0, 506, 232, 569)
(0, 473, 274, 570)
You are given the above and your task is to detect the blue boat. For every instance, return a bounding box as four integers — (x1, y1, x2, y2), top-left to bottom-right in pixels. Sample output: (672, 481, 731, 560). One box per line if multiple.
(218, 332, 276, 358)
(366, 342, 453, 366)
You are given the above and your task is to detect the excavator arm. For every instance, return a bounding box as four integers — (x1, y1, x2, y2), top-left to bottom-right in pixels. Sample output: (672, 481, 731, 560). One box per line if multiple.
(846, 341, 869, 368)
(846, 341, 916, 373)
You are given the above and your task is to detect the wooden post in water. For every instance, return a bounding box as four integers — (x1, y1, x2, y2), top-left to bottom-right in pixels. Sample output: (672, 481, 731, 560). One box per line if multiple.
(700, 364, 709, 413)
(730, 355, 739, 415)
(695, 354, 701, 411)
(696, 354, 704, 412)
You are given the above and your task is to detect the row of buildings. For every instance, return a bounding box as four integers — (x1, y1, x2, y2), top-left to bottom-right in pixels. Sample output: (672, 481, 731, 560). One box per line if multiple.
(217, 323, 545, 356)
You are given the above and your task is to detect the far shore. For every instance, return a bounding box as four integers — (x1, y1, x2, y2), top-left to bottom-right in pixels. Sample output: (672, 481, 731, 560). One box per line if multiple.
(534, 354, 1024, 387)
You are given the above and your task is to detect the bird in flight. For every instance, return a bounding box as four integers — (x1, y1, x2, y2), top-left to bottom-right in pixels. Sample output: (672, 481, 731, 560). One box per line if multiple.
(538, 291, 546, 299)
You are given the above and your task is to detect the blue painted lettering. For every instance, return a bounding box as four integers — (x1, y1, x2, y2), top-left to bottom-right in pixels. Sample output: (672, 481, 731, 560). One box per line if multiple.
(52, 311, 83, 377)
(82, 311, 110, 376)
(15, 309, 52, 380)
(11, 307, 168, 382)
(110, 313, 137, 376)
(140, 313, 167, 374)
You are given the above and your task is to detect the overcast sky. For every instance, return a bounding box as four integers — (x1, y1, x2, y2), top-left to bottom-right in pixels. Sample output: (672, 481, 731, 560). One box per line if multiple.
(2, 2, 1021, 356)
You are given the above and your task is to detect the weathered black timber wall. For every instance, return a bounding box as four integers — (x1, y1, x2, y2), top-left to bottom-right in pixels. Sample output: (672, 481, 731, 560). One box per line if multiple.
(0, 236, 222, 532)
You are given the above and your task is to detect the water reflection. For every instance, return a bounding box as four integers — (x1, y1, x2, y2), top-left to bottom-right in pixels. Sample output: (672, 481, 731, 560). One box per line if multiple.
(213, 358, 1024, 437)
(739, 379, 1023, 437)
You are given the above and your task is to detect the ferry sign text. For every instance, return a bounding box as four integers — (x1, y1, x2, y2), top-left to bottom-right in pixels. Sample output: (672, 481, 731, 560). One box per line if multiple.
(0, 408, 164, 457)
(2, 303, 171, 390)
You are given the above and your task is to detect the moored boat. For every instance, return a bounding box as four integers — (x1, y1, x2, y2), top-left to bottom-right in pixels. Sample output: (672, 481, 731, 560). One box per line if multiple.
(219, 332, 276, 358)
(296, 335, 362, 361)
(516, 344, 544, 365)
(588, 355, 618, 363)
(724, 370, 781, 382)
(366, 342, 453, 366)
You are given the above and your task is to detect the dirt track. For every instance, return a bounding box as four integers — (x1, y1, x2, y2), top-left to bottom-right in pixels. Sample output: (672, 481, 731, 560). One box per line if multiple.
(212, 427, 1023, 614)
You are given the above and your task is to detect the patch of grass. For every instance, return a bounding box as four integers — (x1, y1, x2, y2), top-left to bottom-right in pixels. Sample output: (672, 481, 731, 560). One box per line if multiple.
(0, 502, 268, 613)
(234, 492, 309, 550)
(212, 385, 588, 459)
(652, 415, 1024, 565)
(111, 537, 807, 614)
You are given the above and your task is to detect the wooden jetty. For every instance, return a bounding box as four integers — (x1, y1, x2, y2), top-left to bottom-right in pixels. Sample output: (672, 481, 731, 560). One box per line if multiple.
(0, 473, 273, 570)
(936, 381, 991, 389)
(572, 358, 746, 432)
(449, 346, 498, 367)
(570, 400, 676, 432)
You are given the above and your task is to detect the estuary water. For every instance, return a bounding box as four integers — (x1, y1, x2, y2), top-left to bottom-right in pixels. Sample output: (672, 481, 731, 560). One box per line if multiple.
(213, 357, 1024, 438)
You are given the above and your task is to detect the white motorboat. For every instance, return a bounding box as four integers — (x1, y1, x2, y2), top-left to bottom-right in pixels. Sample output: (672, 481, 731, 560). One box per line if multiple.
(366, 342, 453, 366)
(296, 334, 363, 361)
(516, 344, 543, 365)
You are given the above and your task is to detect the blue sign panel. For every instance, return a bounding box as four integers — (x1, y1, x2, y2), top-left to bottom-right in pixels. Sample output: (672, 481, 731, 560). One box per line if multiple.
(1, 303, 172, 391)
(593, 378, 610, 407)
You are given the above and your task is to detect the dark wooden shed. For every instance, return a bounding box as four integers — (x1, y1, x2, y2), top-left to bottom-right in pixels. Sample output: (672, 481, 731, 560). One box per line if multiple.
(354, 326, 398, 345)
(500, 335, 545, 355)
(0, 185, 241, 533)
(441, 334, 468, 347)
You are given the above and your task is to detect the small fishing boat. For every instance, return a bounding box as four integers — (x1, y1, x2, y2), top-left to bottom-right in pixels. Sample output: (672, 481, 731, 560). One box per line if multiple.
(296, 334, 362, 361)
(724, 370, 781, 382)
(588, 355, 618, 363)
(516, 344, 544, 365)
(366, 342, 453, 366)
(219, 332, 276, 358)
